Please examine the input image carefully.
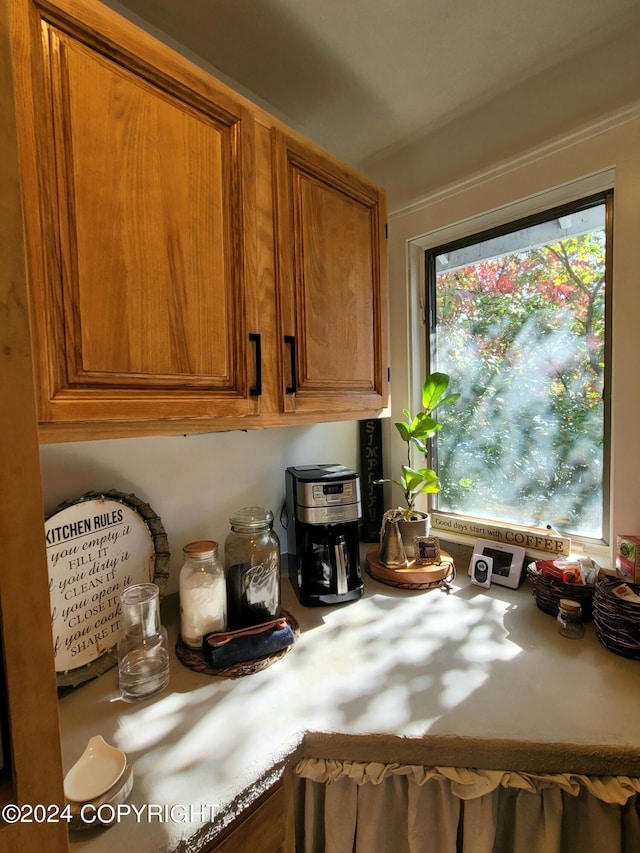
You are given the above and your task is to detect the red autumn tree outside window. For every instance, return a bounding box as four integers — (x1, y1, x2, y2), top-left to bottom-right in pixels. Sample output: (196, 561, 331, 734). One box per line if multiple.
(427, 192, 611, 541)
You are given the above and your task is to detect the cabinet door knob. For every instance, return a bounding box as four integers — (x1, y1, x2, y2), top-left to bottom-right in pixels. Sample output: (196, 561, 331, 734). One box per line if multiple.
(249, 333, 262, 397)
(284, 335, 297, 394)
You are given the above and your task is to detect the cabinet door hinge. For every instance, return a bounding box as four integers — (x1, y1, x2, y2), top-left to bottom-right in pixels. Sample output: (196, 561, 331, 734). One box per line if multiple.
(385, 223, 388, 239)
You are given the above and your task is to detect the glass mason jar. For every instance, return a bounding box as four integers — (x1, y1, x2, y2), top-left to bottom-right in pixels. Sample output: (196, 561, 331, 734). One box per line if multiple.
(179, 540, 227, 648)
(224, 507, 281, 629)
(117, 582, 170, 701)
(557, 598, 584, 640)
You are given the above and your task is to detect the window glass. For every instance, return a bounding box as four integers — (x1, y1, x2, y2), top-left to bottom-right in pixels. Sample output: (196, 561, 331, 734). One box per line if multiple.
(427, 193, 611, 541)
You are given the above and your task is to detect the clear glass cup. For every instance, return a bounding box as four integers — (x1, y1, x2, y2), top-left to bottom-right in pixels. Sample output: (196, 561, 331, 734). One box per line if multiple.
(117, 583, 170, 701)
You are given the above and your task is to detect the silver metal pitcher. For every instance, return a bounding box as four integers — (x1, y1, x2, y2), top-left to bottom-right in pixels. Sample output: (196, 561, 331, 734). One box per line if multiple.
(378, 510, 408, 567)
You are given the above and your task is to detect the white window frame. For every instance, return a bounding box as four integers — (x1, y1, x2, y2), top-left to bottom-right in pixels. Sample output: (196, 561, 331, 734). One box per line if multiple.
(405, 168, 615, 564)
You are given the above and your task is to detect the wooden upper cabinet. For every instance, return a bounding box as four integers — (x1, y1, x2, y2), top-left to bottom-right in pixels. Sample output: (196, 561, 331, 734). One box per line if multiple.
(12, 0, 389, 440)
(272, 129, 389, 415)
(16, 0, 258, 427)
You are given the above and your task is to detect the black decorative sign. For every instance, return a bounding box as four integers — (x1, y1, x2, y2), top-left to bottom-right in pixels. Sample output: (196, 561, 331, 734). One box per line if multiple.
(359, 419, 385, 542)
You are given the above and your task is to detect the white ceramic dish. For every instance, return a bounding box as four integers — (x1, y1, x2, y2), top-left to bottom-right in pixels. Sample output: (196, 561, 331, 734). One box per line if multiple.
(68, 763, 135, 832)
(64, 735, 127, 803)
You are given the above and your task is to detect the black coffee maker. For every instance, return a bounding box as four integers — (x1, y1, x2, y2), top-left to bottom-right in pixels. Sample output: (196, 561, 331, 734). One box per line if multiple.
(285, 465, 363, 606)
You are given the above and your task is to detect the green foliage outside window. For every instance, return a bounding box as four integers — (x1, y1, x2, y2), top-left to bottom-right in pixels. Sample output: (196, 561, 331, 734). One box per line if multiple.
(431, 202, 607, 539)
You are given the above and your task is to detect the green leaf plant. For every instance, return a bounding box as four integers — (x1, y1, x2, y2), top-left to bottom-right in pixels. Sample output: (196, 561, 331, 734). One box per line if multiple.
(376, 372, 461, 520)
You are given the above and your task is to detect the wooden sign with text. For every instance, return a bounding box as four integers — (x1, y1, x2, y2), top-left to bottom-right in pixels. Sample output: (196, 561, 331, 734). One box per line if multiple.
(359, 419, 384, 542)
(430, 511, 571, 556)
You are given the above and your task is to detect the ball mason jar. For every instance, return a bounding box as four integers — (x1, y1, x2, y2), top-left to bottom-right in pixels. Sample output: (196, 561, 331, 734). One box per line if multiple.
(224, 507, 281, 629)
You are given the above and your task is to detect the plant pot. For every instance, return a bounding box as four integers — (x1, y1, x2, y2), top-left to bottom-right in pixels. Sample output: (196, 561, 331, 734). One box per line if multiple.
(378, 510, 430, 567)
(397, 514, 430, 560)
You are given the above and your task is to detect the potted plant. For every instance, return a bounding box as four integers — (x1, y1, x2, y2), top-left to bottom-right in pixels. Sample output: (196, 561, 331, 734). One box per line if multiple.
(376, 372, 460, 566)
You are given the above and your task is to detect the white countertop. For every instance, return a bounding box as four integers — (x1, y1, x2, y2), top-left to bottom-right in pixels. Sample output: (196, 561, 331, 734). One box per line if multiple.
(59, 550, 640, 852)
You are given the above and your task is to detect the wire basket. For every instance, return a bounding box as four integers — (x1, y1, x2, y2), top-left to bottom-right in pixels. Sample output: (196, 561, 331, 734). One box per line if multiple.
(527, 567, 596, 621)
(593, 579, 640, 660)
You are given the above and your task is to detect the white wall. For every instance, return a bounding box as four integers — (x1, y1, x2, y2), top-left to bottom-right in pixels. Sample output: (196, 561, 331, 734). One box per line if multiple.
(384, 107, 640, 566)
(39, 422, 359, 594)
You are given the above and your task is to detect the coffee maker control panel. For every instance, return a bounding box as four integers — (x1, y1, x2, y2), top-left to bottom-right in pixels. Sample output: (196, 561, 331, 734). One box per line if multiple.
(290, 465, 361, 511)
(310, 480, 356, 505)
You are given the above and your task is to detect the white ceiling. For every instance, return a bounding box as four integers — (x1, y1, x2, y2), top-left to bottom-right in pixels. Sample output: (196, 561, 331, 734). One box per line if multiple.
(110, 0, 640, 174)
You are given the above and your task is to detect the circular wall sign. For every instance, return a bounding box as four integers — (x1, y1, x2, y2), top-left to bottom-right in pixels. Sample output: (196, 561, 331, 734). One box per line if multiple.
(46, 490, 169, 687)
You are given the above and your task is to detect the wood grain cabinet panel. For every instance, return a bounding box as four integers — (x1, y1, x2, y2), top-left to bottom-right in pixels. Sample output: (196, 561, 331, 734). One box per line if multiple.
(204, 780, 287, 853)
(17, 0, 258, 427)
(273, 130, 389, 415)
(53, 37, 235, 386)
(1, 3, 68, 849)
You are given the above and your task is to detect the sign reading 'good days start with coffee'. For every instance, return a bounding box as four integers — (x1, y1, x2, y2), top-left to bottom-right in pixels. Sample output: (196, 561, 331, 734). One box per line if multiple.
(46, 497, 155, 673)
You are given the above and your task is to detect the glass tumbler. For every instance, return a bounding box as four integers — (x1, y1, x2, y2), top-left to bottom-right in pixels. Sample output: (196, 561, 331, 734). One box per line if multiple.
(117, 582, 170, 701)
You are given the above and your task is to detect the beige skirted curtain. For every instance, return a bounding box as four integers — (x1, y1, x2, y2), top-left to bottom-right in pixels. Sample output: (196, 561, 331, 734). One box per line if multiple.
(294, 759, 640, 853)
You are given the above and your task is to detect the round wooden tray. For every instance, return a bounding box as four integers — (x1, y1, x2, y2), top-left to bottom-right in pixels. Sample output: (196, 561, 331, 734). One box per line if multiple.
(365, 547, 455, 590)
(175, 610, 300, 678)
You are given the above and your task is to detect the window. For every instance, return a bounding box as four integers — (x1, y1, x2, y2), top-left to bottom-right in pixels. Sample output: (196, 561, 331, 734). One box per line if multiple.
(426, 191, 612, 542)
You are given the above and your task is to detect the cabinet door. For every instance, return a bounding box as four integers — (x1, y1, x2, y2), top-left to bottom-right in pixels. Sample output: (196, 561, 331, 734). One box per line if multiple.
(272, 130, 389, 416)
(1, 3, 68, 847)
(204, 779, 286, 853)
(19, 2, 258, 426)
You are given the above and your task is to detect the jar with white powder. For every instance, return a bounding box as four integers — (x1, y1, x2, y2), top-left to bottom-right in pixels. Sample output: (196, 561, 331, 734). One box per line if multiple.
(179, 540, 227, 648)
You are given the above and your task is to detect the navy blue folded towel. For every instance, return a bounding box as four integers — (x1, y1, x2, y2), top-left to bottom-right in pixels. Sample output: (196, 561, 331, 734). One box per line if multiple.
(203, 617, 295, 668)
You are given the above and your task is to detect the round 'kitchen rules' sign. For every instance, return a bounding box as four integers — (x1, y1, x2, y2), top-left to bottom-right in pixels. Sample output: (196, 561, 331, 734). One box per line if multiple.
(46, 490, 169, 686)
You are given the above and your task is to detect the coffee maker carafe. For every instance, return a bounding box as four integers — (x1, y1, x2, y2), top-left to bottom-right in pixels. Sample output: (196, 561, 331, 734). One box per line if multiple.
(285, 465, 363, 606)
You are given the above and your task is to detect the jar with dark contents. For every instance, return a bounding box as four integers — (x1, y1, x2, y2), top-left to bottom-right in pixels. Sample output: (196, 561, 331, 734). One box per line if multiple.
(224, 507, 281, 629)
